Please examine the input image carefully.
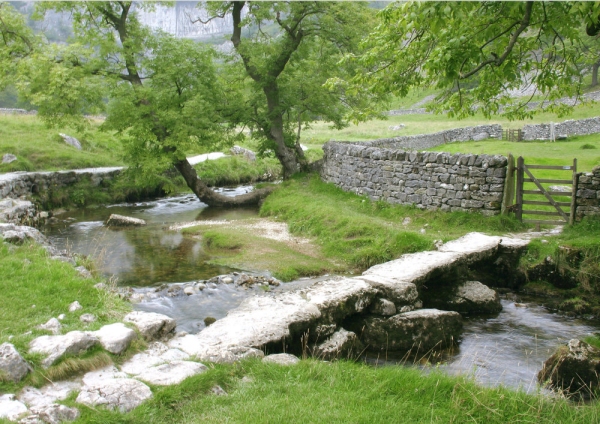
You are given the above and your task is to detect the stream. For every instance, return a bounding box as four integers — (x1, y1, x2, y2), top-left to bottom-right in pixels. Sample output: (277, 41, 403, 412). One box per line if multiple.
(42, 190, 600, 392)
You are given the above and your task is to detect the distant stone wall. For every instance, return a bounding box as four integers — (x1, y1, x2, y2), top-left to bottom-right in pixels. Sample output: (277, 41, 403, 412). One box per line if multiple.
(0, 168, 123, 200)
(0, 108, 37, 115)
(576, 166, 600, 220)
(346, 125, 503, 152)
(523, 116, 600, 140)
(388, 108, 431, 116)
(321, 141, 508, 215)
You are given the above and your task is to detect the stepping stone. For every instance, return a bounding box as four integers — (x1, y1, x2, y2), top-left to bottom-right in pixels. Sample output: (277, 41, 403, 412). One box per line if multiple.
(124, 311, 176, 341)
(29, 331, 98, 367)
(76, 378, 152, 413)
(135, 361, 207, 386)
(92, 323, 137, 354)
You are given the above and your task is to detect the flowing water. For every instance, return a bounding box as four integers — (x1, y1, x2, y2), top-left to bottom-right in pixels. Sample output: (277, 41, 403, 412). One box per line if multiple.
(42, 191, 600, 392)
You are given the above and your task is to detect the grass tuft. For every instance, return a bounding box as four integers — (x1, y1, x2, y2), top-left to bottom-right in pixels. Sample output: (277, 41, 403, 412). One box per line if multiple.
(29, 351, 113, 387)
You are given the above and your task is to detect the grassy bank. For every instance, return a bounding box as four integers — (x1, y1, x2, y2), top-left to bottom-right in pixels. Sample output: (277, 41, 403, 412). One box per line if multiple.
(181, 220, 341, 281)
(518, 217, 600, 316)
(0, 115, 124, 172)
(71, 359, 600, 423)
(0, 241, 131, 393)
(193, 156, 282, 187)
(259, 175, 526, 271)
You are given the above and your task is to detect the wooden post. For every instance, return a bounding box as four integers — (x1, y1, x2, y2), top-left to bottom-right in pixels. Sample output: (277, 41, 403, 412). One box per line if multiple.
(569, 158, 578, 225)
(501, 153, 515, 215)
(515, 156, 524, 222)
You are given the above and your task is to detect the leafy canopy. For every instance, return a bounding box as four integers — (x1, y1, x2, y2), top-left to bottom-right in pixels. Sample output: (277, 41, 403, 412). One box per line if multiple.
(351, 1, 600, 120)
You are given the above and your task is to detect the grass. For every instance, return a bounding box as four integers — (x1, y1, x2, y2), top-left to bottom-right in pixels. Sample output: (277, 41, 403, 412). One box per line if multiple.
(259, 174, 526, 271)
(0, 240, 131, 393)
(181, 220, 340, 281)
(0, 115, 124, 172)
(69, 359, 600, 423)
(300, 101, 600, 149)
(193, 156, 282, 186)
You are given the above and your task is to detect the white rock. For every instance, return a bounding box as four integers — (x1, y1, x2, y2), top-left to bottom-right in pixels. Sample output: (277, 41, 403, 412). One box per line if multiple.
(76, 378, 152, 413)
(210, 385, 228, 396)
(79, 314, 96, 323)
(0, 343, 30, 382)
(262, 353, 300, 366)
(38, 318, 61, 335)
(18, 382, 80, 409)
(312, 329, 363, 361)
(68, 301, 82, 312)
(0, 394, 27, 421)
(29, 404, 80, 424)
(59, 133, 82, 150)
(57, 314, 65, 321)
(105, 214, 146, 227)
(29, 331, 98, 367)
(81, 366, 127, 386)
(135, 361, 207, 386)
(183, 286, 196, 296)
(2, 153, 17, 164)
(92, 323, 137, 354)
(368, 298, 397, 316)
(74, 266, 92, 279)
(124, 311, 176, 341)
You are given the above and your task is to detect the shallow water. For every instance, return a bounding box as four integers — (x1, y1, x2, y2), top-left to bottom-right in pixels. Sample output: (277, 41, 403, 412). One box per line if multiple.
(42, 187, 258, 286)
(42, 193, 600, 392)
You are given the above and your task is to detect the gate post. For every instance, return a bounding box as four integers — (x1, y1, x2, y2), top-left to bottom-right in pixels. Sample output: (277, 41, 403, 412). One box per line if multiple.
(501, 153, 515, 215)
(569, 158, 578, 225)
(515, 156, 524, 222)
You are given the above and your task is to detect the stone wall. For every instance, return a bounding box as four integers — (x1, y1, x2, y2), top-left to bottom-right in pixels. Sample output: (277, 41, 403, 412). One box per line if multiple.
(0, 108, 37, 115)
(346, 124, 503, 152)
(576, 166, 600, 220)
(321, 142, 508, 215)
(523, 116, 600, 140)
(0, 167, 123, 200)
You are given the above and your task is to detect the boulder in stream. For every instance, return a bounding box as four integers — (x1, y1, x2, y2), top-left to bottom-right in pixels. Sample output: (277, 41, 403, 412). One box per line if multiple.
(538, 339, 600, 398)
(105, 214, 146, 227)
(347, 309, 462, 353)
(422, 280, 502, 315)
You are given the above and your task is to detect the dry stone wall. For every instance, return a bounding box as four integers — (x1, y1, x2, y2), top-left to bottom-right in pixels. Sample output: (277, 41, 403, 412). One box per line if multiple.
(321, 142, 508, 215)
(0, 168, 122, 200)
(347, 124, 503, 152)
(576, 166, 600, 220)
(523, 117, 600, 140)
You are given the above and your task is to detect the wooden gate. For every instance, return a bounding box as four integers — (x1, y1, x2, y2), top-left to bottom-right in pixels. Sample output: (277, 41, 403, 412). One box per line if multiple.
(515, 157, 578, 225)
(503, 129, 523, 142)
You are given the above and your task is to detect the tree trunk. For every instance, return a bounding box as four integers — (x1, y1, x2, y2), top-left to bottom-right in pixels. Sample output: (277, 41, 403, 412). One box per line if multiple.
(592, 61, 599, 88)
(174, 159, 275, 207)
(263, 84, 307, 179)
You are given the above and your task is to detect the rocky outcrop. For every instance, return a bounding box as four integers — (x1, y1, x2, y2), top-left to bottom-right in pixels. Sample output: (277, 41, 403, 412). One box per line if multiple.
(76, 374, 152, 413)
(2, 154, 17, 164)
(59, 133, 82, 150)
(262, 353, 300, 366)
(422, 281, 502, 315)
(124, 311, 176, 341)
(91, 323, 137, 355)
(0, 394, 28, 421)
(347, 309, 462, 352)
(29, 331, 99, 367)
(312, 329, 364, 361)
(538, 339, 600, 398)
(105, 214, 146, 227)
(230, 145, 256, 161)
(0, 343, 30, 382)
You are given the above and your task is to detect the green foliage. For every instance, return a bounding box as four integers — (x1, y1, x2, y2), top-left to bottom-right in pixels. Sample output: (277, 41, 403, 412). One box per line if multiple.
(351, 1, 599, 120)
(193, 156, 282, 187)
(581, 143, 597, 150)
(260, 174, 525, 271)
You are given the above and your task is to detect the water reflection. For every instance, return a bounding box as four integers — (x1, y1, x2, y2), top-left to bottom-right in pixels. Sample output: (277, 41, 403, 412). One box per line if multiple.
(43, 187, 258, 286)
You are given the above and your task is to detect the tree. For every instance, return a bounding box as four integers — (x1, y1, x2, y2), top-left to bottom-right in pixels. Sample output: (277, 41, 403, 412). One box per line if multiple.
(351, 1, 600, 120)
(205, 1, 383, 178)
(1, 1, 273, 207)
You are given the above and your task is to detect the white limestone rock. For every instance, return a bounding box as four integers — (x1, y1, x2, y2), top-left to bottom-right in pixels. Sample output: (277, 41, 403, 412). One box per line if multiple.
(68, 301, 82, 312)
(76, 378, 152, 412)
(18, 382, 80, 409)
(0, 343, 30, 382)
(0, 394, 27, 421)
(312, 329, 363, 361)
(81, 366, 127, 386)
(59, 133, 81, 150)
(262, 353, 300, 366)
(368, 298, 397, 316)
(38, 318, 61, 335)
(29, 331, 98, 367)
(120, 342, 189, 375)
(27, 404, 80, 424)
(105, 214, 146, 227)
(2, 153, 17, 164)
(92, 323, 137, 355)
(135, 360, 207, 386)
(79, 314, 96, 323)
(124, 311, 176, 341)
